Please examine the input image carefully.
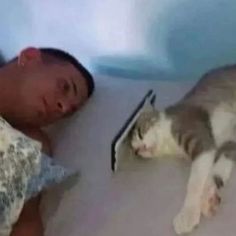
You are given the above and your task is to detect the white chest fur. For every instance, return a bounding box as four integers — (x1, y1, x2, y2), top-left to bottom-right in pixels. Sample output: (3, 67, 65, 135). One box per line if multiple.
(152, 113, 186, 158)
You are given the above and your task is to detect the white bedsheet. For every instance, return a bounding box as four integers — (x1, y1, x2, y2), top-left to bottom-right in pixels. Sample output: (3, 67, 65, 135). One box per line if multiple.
(41, 76, 236, 236)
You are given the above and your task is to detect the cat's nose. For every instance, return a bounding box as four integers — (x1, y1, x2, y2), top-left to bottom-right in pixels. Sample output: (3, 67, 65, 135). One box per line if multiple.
(134, 145, 147, 155)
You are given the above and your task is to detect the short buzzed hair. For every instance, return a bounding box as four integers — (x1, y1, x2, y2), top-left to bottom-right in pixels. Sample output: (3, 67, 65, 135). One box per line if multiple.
(40, 48, 95, 97)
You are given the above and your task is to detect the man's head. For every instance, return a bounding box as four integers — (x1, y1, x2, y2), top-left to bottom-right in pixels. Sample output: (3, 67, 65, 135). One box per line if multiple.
(1, 47, 94, 127)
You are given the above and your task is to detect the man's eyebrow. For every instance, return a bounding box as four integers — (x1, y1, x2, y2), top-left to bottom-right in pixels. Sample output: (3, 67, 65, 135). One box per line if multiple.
(71, 77, 78, 96)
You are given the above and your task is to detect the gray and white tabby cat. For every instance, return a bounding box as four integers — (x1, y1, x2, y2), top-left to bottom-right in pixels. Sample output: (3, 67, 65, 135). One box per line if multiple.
(130, 65, 236, 235)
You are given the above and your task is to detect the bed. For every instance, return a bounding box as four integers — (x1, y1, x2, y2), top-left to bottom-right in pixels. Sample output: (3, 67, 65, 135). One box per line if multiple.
(39, 75, 236, 236)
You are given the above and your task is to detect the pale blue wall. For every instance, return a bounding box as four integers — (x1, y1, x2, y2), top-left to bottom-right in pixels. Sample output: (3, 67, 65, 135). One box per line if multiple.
(1, 0, 236, 81)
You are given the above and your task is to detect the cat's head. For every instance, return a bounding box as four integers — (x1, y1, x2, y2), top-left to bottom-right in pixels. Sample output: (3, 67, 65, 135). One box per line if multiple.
(130, 105, 160, 158)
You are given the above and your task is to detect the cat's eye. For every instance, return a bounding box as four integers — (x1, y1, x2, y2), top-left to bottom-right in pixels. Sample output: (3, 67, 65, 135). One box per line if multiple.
(138, 128, 143, 139)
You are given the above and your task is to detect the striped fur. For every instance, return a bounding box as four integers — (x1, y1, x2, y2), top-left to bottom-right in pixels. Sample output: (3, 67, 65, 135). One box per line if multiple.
(130, 64, 236, 235)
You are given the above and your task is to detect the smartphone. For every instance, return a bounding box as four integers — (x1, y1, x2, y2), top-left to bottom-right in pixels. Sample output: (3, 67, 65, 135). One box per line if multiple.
(111, 89, 156, 172)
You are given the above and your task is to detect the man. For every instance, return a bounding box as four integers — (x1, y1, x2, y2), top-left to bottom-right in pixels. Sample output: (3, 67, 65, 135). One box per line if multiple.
(0, 47, 94, 236)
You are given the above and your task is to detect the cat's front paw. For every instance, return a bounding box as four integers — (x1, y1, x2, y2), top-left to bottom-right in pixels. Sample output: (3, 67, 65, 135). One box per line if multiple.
(201, 182, 221, 218)
(173, 205, 201, 235)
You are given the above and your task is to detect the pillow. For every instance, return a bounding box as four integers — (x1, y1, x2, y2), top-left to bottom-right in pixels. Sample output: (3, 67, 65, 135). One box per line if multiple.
(0, 117, 77, 236)
(26, 152, 77, 201)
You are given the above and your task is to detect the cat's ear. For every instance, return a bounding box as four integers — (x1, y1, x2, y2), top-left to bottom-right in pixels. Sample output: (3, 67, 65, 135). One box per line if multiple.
(150, 94, 156, 106)
(142, 102, 157, 113)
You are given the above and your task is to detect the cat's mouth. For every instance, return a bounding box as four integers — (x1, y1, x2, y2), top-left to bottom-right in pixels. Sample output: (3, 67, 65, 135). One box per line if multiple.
(133, 146, 155, 159)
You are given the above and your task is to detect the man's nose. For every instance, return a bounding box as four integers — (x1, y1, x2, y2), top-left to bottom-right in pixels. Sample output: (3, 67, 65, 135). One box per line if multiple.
(56, 100, 77, 116)
(56, 100, 68, 114)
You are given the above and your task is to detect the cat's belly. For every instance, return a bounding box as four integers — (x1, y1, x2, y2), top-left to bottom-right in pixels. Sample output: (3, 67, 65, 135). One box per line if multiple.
(211, 102, 236, 146)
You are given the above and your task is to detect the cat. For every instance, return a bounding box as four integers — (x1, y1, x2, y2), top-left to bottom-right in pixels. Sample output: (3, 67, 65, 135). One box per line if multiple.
(130, 64, 236, 235)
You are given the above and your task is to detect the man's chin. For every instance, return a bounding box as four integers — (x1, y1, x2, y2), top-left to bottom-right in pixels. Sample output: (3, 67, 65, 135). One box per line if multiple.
(27, 118, 56, 128)
(4, 116, 47, 128)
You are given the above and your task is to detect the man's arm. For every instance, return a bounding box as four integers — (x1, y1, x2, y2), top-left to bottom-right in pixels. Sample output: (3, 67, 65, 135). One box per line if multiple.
(11, 128, 52, 236)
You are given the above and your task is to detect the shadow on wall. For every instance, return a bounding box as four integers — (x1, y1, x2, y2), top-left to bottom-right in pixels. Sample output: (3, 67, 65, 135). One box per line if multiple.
(162, 0, 236, 80)
(92, 55, 169, 80)
(92, 0, 236, 81)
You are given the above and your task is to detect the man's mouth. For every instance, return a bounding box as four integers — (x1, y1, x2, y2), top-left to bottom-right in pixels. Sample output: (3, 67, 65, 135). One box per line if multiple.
(42, 97, 50, 117)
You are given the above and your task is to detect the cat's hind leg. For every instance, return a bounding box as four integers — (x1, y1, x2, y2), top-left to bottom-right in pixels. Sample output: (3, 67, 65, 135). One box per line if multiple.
(201, 141, 236, 218)
(174, 149, 216, 235)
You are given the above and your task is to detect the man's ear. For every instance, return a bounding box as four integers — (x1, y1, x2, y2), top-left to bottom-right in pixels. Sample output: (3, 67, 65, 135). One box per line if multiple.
(18, 47, 42, 67)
